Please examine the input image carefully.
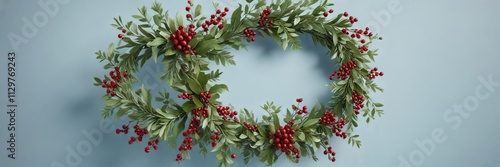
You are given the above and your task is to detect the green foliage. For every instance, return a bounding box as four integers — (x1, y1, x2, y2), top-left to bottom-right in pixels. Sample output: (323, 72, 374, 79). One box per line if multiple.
(93, 0, 385, 167)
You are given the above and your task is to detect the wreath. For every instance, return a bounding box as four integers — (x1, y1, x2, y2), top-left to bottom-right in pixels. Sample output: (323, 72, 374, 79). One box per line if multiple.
(93, 0, 385, 166)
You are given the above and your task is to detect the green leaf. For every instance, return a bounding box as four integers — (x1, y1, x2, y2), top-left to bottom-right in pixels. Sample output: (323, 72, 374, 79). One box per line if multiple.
(297, 132, 305, 141)
(182, 101, 197, 112)
(294, 17, 301, 25)
(105, 99, 119, 106)
(374, 102, 383, 107)
(197, 72, 209, 89)
(165, 48, 176, 56)
(187, 78, 203, 94)
(115, 108, 128, 120)
(132, 14, 142, 19)
(337, 80, 347, 86)
(152, 46, 159, 63)
(302, 118, 319, 128)
(153, 15, 161, 27)
(93, 77, 102, 85)
(194, 5, 202, 17)
(107, 43, 114, 58)
(202, 118, 209, 128)
(254, 140, 264, 146)
(209, 84, 229, 94)
(236, 134, 247, 142)
(147, 37, 165, 47)
(312, 6, 325, 15)
(175, 12, 183, 27)
(230, 5, 242, 28)
(192, 96, 203, 107)
(272, 114, 280, 129)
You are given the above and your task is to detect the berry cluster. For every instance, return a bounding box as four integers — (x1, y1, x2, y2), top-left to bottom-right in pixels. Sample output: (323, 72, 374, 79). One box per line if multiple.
(176, 117, 200, 162)
(170, 25, 197, 55)
(177, 92, 193, 100)
(210, 131, 220, 147)
(115, 124, 129, 134)
(175, 153, 184, 162)
(367, 67, 384, 80)
(242, 122, 258, 132)
(343, 12, 358, 24)
(101, 66, 128, 96)
(181, 117, 201, 137)
(145, 139, 160, 153)
(319, 112, 347, 139)
(116, 124, 154, 153)
(179, 136, 194, 151)
(340, 26, 383, 53)
(191, 106, 209, 118)
(296, 98, 303, 103)
(201, 7, 229, 31)
(351, 90, 365, 115)
(258, 8, 273, 32)
(293, 98, 308, 115)
(176, 103, 205, 162)
(323, 146, 337, 163)
(270, 124, 300, 159)
(199, 91, 212, 103)
(216, 106, 238, 121)
(329, 60, 358, 80)
(323, 9, 334, 17)
(118, 29, 126, 39)
(184, 0, 193, 20)
(243, 28, 257, 42)
(358, 44, 369, 54)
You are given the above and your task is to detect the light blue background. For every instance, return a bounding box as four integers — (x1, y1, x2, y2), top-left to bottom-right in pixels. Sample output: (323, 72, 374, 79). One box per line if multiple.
(0, 0, 499, 167)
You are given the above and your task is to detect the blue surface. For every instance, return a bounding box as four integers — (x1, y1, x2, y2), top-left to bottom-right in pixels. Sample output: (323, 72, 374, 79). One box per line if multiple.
(0, 0, 499, 166)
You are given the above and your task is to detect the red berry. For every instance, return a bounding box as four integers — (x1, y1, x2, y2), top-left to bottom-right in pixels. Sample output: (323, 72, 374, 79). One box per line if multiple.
(118, 34, 123, 38)
(186, 14, 192, 19)
(115, 129, 121, 134)
(231, 153, 236, 159)
(343, 12, 348, 17)
(379, 37, 383, 40)
(329, 9, 334, 13)
(323, 11, 328, 17)
(379, 72, 384, 76)
(122, 29, 127, 33)
(224, 7, 229, 12)
(296, 98, 303, 103)
(361, 39, 366, 43)
(144, 147, 150, 153)
(186, 6, 191, 11)
(153, 145, 158, 150)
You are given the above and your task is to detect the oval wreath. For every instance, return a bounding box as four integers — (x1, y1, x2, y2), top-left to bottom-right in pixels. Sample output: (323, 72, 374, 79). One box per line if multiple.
(93, 0, 385, 166)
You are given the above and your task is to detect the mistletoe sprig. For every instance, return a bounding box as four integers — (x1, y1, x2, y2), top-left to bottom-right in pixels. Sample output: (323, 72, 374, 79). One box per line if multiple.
(93, 0, 385, 166)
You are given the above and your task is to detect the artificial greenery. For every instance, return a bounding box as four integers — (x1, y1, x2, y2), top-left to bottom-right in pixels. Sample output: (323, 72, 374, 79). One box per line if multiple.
(93, 0, 385, 166)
